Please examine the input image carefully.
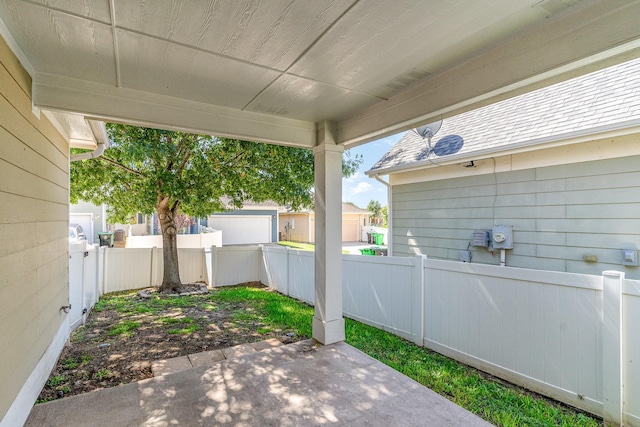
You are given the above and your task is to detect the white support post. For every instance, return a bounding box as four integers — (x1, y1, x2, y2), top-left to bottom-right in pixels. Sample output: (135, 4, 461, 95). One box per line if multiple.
(210, 246, 218, 287)
(102, 248, 108, 295)
(150, 246, 156, 287)
(285, 247, 290, 297)
(312, 120, 345, 345)
(411, 254, 427, 346)
(201, 247, 208, 284)
(602, 270, 624, 427)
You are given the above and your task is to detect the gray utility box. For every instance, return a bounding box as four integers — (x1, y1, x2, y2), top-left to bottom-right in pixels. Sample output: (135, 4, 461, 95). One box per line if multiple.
(492, 225, 513, 249)
(472, 230, 491, 247)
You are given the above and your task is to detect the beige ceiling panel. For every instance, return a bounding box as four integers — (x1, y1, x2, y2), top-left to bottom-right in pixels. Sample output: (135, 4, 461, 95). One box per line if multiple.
(246, 74, 378, 122)
(117, 29, 281, 109)
(288, 0, 548, 98)
(27, 0, 112, 23)
(0, 0, 116, 83)
(114, 0, 353, 70)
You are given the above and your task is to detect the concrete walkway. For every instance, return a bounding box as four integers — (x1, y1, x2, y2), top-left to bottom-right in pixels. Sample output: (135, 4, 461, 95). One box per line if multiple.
(26, 340, 492, 426)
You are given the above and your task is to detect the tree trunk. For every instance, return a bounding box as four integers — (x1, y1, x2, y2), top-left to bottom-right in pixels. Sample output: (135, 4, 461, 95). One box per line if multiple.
(157, 196, 183, 293)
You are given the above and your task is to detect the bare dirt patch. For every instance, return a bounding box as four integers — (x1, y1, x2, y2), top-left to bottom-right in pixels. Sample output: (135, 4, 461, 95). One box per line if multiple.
(37, 283, 304, 403)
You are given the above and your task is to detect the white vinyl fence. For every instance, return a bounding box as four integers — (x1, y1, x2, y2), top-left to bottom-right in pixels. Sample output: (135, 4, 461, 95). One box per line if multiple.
(258, 247, 638, 426)
(69, 244, 639, 426)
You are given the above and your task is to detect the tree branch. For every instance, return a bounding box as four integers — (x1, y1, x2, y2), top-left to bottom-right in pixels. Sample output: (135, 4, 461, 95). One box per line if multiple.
(176, 148, 191, 176)
(99, 156, 143, 177)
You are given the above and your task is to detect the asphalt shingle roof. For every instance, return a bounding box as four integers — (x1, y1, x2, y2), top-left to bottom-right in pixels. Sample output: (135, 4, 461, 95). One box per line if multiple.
(368, 58, 640, 173)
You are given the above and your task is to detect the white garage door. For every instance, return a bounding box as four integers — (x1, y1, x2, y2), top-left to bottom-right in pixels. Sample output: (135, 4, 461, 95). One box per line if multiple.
(208, 215, 271, 245)
(70, 213, 94, 244)
(342, 219, 358, 242)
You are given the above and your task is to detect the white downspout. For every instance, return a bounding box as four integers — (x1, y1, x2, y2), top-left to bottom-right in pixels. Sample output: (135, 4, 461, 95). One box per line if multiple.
(70, 121, 110, 162)
(373, 174, 392, 256)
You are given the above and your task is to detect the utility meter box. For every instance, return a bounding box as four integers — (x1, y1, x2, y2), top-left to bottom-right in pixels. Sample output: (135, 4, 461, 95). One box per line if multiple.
(492, 225, 513, 249)
(472, 230, 491, 247)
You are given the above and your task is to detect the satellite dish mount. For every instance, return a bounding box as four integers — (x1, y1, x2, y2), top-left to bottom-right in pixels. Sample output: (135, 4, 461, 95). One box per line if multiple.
(414, 120, 443, 153)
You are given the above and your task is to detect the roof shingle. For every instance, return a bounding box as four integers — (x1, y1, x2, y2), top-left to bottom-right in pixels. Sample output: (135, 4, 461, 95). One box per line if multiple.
(369, 58, 640, 173)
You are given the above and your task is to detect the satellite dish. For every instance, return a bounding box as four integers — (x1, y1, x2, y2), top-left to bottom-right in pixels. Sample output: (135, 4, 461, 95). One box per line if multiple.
(414, 120, 442, 139)
(433, 135, 464, 156)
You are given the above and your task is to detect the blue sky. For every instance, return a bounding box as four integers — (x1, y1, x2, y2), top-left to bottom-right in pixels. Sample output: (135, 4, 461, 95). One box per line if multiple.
(342, 132, 404, 209)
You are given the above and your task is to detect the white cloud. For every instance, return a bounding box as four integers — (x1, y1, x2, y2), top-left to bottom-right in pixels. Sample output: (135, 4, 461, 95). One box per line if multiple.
(351, 181, 373, 194)
(343, 171, 363, 183)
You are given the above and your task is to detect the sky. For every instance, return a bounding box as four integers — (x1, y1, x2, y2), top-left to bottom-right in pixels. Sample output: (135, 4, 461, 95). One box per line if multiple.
(342, 132, 405, 209)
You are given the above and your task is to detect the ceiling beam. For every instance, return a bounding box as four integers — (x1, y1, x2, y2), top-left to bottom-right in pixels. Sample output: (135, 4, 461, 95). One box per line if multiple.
(32, 73, 316, 148)
(337, 1, 640, 148)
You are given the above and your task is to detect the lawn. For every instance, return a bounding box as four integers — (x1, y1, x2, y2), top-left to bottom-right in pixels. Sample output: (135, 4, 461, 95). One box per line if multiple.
(40, 285, 601, 427)
(278, 241, 353, 254)
(277, 241, 315, 251)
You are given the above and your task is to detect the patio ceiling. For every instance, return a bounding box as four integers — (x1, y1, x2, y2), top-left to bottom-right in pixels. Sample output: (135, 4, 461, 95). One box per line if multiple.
(1, 0, 640, 148)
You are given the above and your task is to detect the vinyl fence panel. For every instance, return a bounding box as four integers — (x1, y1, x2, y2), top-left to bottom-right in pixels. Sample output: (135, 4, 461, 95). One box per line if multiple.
(103, 248, 154, 292)
(287, 250, 314, 304)
(342, 254, 423, 344)
(424, 259, 604, 416)
(211, 246, 262, 286)
(623, 278, 640, 425)
(261, 246, 289, 293)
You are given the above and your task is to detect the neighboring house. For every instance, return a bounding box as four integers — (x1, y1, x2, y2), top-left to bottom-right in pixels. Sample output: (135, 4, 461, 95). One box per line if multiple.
(208, 200, 279, 245)
(70, 201, 152, 243)
(367, 58, 640, 279)
(280, 202, 371, 243)
(69, 200, 107, 245)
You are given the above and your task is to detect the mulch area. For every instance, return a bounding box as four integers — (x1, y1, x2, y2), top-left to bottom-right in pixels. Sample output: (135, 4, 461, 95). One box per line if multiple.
(36, 283, 302, 403)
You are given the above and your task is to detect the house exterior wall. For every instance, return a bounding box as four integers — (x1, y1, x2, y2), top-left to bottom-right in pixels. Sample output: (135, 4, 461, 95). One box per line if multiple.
(214, 209, 278, 242)
(280, 212, 370, 243)
(342, 213, 369, 242)
(0, 36, 70, 421)
(279, 213, 312, 243)
(391, 150, 640, 279)
(70, 200, 106, 243)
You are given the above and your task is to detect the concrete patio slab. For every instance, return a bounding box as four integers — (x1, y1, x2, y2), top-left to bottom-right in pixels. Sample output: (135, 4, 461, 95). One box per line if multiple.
(221, 342, 258, 359)
(150, 355, 191, 377)
(188, 349, 226, 367)
(153, 339, 286, 376)
(26, 340, 492, 427)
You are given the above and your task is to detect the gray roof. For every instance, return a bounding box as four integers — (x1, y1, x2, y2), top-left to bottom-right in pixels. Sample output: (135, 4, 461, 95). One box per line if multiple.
(368, 58, 640, 174)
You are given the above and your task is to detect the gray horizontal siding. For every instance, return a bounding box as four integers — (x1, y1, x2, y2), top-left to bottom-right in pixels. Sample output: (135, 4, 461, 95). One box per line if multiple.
(392, 154, 640, 279)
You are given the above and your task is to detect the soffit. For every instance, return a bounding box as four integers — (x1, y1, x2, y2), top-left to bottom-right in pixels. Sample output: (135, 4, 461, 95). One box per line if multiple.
(1, 0, 639, 148)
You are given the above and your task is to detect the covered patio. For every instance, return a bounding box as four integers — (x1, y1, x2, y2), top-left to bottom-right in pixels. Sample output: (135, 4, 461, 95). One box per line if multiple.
(2, 1, 640, 425)
(26, 340, 490, 426)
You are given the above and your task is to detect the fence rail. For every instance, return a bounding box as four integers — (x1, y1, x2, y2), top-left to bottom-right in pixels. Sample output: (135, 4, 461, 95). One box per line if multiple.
(71, 244, 638, 426)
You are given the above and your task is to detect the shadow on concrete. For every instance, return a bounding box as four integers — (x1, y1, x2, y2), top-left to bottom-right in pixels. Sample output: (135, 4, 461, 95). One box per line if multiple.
(27, 340, 490, 426)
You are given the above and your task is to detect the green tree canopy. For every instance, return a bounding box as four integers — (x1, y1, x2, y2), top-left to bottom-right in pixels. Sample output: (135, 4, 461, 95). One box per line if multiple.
(71, 124, 361, 292)
(367, 200, 383, 226)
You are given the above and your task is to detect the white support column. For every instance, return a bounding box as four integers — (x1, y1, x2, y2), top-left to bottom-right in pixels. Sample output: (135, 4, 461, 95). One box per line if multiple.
(312, 120, 345, 345)
(602, 270, 624, 427)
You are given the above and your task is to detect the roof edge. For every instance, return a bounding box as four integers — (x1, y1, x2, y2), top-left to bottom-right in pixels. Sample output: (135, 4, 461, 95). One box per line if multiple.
(366, 119, 640, 177)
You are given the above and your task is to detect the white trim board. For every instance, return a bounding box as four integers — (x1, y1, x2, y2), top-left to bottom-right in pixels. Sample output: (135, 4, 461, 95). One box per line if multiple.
(1, 317, 69, 427)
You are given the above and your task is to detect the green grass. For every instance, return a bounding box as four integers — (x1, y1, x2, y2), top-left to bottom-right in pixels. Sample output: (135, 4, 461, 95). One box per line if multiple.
(277, 241, 315, 251)
(208, 286, 599, 427)
(160, 316, 195, 325)
(95, 369, 111, 381)
(60, 354, 93, 370)
(167, 324, 199, 334)
(46, 375, 67, 387)
(109, 320, 140, 336)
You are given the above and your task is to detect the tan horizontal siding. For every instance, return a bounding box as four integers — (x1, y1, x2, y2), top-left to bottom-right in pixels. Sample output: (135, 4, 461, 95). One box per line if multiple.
(0, 34, 69, 420)
(0, 92, 68, 172)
